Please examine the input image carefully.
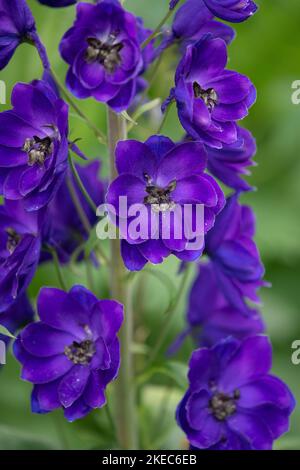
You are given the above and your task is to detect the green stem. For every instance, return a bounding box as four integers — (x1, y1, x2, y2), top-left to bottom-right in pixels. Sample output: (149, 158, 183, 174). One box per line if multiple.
(107, 108, 138, 450)
(85, 257, 95, 292)
(66, 176, 92, 233)
(66, 171, 109, 266)
(49, 247, 68, 291)
(145, 265, 191, 368)
(141, 1, 182, 49)
(157, 100, 174, 134)
(68, 154, 97, 213)
(105, 400, 117, 444)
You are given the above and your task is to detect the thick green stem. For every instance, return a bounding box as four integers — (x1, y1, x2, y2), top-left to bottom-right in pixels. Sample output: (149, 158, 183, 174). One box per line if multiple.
(107, 108, 138, 450)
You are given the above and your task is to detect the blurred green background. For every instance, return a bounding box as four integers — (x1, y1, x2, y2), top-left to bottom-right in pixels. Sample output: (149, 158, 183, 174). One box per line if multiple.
(0, 0, 300, 450)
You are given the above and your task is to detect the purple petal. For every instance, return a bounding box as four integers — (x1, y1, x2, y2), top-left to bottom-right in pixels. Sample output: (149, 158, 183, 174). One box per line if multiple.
(156, 142, 207, 187)
(219, 336, 272, 392)
(107, 79, 136, 112)
(90, 300, 123, 344)
(21, 353, 73, 384)
(83, 370, 106, 408)
(64, 397, 92, 422)
(115, 140, 157, 179)
(21, 322, 76, 357)
(37, 287, 90, 340)
(238, 375, 295, 411)
(66, 67, 91, 99)
(228, 411, 273, 450)
(106, 174, 146, 213)
(33, 380, 60, 412)
(121, 239, 147, 271)
(58, 364, 90, 408)
(172, 175, 217, 206)
(186, 389, 211, 430)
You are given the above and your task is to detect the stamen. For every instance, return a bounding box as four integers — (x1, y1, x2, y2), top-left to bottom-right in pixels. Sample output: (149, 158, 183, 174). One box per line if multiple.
(23, 135, 54, 166)
(209, 390, 240, 421)
(193, 82, 218, 111)
(64, 339, 96, 365)
(6, 228, 21, 254)
(85, 35, 123, 73)
(143, 176, 177, 213)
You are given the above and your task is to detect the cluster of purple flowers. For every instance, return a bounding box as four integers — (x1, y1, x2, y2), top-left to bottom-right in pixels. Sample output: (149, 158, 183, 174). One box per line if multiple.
(0, 0, 295, 451)
(0, 0, 122, 422)
(162, 0, 294, 450)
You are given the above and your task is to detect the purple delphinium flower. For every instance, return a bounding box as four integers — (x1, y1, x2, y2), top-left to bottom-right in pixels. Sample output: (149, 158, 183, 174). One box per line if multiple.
(0, 0, 36, 70)
(38, 0, 76, 7)
(0, 294, 34, 350)
(0, 200, 42, 313)
(173, 0, 257, 26)
(172, 0, 212, 41)
(177, 336, 295, 450)
(0, 80, 69, 211)
(59, 0, 151, 112)
(14, 285, 123, 422)
(205, 194, 265, 315)
(172, 35, 255, 149)
(42, 161, 105, 263)
(203, 0, 258, 23)
(106, 135, 225, 271)
(186, 19, 235, 46)
(187, 262, 264, 347)
(156, 2, 235, 69)
(205, 126, 256, 192)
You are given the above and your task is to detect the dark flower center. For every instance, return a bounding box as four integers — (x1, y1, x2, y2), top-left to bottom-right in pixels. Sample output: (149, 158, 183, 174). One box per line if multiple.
(143, 173, 177, 213)
(193, 81, 218, 111)
(64, 339, 96, 365)
(85, 34, 124, 73)
(6, 228, 21, 254)
(23, 135, 54, 166)
(209, 390, 240, 421)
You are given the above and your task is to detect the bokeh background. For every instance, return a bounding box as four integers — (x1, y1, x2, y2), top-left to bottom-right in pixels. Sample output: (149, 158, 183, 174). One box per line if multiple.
(0, 0, 300, 450)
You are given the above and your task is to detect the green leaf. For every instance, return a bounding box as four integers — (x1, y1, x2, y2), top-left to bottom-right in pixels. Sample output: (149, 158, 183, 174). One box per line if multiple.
(137, 361, 188, 390)
(0, 426, 55, 450)
(0, 325, 15, 339)
(133, 98, 161, 120)
(164, 361, 188, 390)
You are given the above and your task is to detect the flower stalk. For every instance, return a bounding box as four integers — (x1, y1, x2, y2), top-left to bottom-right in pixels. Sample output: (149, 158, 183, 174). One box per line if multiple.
(107, 108, 138, 450)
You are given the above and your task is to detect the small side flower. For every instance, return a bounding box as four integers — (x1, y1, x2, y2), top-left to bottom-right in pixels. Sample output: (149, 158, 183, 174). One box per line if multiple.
(14, 285, 123, 422)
